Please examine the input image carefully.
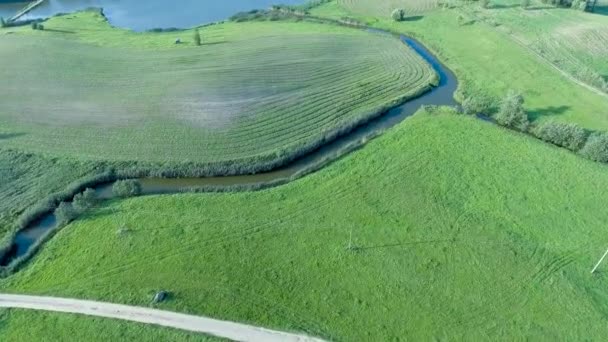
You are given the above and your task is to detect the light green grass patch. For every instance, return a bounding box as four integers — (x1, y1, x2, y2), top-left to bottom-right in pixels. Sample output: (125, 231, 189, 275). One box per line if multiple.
(4, 110, 608, 340)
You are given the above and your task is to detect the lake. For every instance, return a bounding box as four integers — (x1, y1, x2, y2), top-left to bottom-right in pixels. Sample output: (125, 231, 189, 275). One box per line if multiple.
(0, 0, 306, 31)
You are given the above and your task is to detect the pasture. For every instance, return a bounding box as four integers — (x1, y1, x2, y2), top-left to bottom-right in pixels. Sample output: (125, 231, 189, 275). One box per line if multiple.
(311, 1, 608, 130)
(0, 11, 436, 170)
(4, 110, 608, 340)
(468, 0, 608, 93)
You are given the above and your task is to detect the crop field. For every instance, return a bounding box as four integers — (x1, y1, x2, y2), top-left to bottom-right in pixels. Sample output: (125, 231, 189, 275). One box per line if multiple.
(465, 0, 608, 93)
(312, 1, 608, 130)
(4, 110, 608, 340)
(0, 11, 436, 168)
(0, 309, 220, 341)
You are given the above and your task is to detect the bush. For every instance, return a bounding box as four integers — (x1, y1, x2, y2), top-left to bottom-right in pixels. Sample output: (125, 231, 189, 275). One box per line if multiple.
(112, 179, 142, 198)
(72, 188, 98, 212)
(391, 8, 406, 21)
(521, 0, 531, 7)
(580, 133, 608, 163)
(533, 122, 587, 151)
(461, 94, 496, 115)
(495, 90, 529, 131)
(193, 28, 201, 46)
(31, 22, 38, 30)
(54, 202, 78, 224)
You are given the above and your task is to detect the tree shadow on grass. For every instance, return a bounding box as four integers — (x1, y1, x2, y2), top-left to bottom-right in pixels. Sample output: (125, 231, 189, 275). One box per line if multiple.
(528, 105, 571, 121)
(0, 132, 25, 140)
(404, 15, 424, 21)
(359, 238, 455, 251)
(490, 3, 522, 9)
(44, 28, 75, 34)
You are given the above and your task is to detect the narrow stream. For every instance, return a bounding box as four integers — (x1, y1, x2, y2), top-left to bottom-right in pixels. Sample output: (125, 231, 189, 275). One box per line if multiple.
(0, 33, 459, 268)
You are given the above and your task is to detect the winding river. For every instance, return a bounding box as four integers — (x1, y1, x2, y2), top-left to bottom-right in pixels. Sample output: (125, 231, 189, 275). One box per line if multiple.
(0, 29, 459, 268)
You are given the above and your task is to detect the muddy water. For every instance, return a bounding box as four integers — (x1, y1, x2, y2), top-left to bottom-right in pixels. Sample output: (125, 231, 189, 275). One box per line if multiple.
(0, 34, 459, 267)
(0, 0, 306, 31)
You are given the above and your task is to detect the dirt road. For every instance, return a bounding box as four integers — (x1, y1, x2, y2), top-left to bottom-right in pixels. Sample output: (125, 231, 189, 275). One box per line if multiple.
(0, 294, 326, 342)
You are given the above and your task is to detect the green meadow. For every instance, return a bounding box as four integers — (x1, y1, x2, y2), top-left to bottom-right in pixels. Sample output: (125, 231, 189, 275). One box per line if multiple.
(312, 0, 608, 130)
(4, 110, 608, 340)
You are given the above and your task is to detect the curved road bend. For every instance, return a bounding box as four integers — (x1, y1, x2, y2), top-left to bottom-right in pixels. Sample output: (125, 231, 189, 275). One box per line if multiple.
(0, 294, 327, 342)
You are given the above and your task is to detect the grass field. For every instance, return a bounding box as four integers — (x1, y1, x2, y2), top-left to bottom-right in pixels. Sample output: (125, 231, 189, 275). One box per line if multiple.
(0, 149, 102, 238)
(311, 1, 608, 130)
(4, 110, 608, 340)
(0, 309, 221, 341)
(0, 11, 435, 169)
(466, 0, 608, 93)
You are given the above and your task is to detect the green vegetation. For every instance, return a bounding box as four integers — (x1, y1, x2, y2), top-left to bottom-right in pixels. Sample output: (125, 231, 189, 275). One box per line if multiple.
(391, 8, 406, 21)
(72, 189, 98, 212)
(311, 1, 608, 130)
(464, 0, 608, 93)
(4, 111, 608, 340)
(193, 28, 201, 46)
(580, 132, 608, 162)
(533, 121, 588, 151)
(0, 10, 435, 174)
(495, 90, 529, 131)
(0, 149, 101, 238)
(54, 202, 78, 225)
(112, 180, 142, 198)
(0, 309, 221, 341)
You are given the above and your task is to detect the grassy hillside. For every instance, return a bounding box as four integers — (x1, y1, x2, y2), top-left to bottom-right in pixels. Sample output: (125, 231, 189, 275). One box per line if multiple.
(0, 11, 435, 169)
(312, 1, 608, 130)
(0, 309, 221, 341)
(4, 110, 608, 340)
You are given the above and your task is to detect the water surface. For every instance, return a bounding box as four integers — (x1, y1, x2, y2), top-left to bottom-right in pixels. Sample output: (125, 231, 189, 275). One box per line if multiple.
(0, 0, 306, 30)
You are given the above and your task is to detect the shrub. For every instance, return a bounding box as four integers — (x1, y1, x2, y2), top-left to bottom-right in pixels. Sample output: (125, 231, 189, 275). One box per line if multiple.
(72, 188, 98, 212)
(37, 24, 44, 30)
(391, 8, 406, 21)
(461, 94, 496, 115)
(112, 179, 142, 198)
(495, 90, 529, 131)
(31, 22, 38, 30)
(533, 122, 587, 151)
(193, 28, 201, 46)
(580, 133, 608, 163)
(521, 0, 531, 8)
(54, 202, 78, 224)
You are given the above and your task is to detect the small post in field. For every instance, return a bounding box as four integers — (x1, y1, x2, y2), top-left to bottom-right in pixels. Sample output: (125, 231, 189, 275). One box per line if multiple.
(591, 247, 608, 274)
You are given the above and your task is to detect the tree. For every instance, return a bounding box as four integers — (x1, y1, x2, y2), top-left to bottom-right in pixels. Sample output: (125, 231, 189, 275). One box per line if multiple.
(533, 121, 587, 151)
(495, 90, 529, 131)
(580, 133, 608, 163)
(0, 17, 6, 28)
(391, 8, 406, 21)
(112, 179, 142, 198)
(72, 188, 98, 212)
(31, 22, 38, 30)
(54, 202, 79, 225)
(193, 28, 201, 46)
